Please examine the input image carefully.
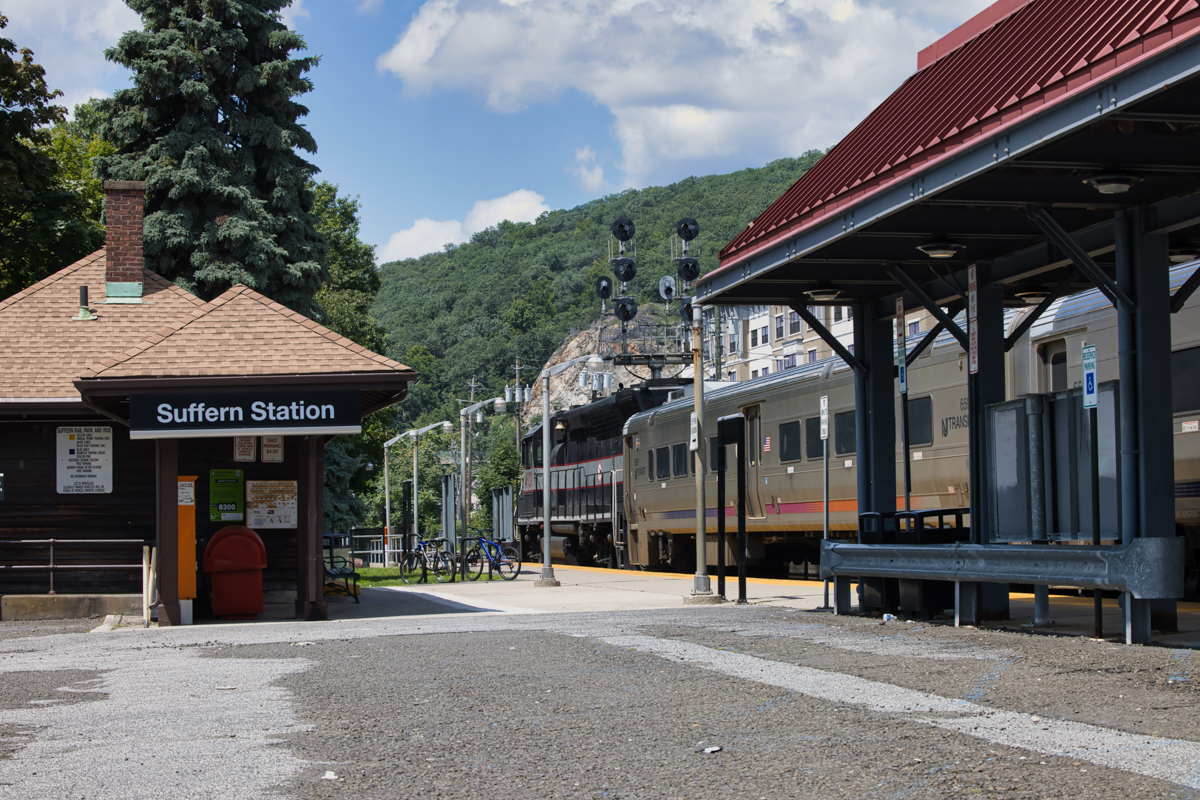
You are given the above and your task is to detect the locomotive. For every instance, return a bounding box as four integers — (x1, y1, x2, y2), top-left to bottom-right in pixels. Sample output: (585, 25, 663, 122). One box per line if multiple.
(518, 263, 1200, 593)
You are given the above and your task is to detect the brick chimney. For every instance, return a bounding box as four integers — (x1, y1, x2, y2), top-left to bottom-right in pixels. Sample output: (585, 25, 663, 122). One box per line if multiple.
(103, 180, 145, 303)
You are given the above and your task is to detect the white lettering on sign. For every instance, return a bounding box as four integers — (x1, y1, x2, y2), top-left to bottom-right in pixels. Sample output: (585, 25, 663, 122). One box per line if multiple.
(1184, 421, 1199, 433)
(56, 427, 112, 494)
(1082, 344, 1098, 409)
(234, 436, 256, 462)
(250, 401, 335, 421)
(157, 403, 243, 423)
(261, 435, 284, 463)
(968, 318, 979, 375)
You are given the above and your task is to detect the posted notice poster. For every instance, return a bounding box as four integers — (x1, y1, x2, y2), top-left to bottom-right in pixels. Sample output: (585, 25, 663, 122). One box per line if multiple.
(56, 426, 112, 494)
(246, 481, 298, 529)
(209, 469, 245, 522)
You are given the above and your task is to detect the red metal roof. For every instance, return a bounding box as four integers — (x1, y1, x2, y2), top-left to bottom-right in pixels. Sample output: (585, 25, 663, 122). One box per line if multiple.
(715, 0, 1200, 273)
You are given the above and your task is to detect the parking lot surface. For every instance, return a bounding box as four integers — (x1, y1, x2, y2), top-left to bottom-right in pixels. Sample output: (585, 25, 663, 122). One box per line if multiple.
(2, 568, 1200, 799)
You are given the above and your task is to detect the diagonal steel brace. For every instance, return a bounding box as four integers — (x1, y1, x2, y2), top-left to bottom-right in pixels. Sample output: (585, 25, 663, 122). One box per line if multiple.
(885, 265, 969, 350)
(1026, 205, 1134, 311)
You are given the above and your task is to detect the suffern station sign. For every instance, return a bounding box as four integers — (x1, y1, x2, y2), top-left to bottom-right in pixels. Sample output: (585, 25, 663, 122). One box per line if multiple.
(129, 390, 360, 439)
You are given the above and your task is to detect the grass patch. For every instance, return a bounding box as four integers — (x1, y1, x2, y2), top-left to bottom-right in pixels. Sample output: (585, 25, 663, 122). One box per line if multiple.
(356, 565, 510, 587)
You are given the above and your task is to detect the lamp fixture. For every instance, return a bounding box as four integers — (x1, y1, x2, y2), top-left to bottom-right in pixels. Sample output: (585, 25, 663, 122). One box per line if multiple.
(1015, 290, 1050, 306)
(804, 288, 841, 302)
(916, 239, 965, 259)
(554, 419, 567, 430)
(1084, 173, 1140, 195)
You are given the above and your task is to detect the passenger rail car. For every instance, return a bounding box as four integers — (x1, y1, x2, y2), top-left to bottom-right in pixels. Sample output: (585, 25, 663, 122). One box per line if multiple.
(516, 378, 687, 568)
(521, 264, 1200, 594)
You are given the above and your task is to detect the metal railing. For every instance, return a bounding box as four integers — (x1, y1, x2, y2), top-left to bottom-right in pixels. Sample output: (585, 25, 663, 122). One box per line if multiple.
(0, 538, 151, 594)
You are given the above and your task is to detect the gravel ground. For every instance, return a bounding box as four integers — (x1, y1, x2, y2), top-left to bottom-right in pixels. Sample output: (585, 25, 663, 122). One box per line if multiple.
(1, 605, 1199, 799)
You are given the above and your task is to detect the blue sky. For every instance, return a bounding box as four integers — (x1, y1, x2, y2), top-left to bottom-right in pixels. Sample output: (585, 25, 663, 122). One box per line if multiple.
(5, 0, 991, 261)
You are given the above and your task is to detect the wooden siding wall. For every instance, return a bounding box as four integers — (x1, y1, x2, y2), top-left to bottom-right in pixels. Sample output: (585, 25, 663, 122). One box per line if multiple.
(0, 421, 305, 610)
(0, 418, 155, 595)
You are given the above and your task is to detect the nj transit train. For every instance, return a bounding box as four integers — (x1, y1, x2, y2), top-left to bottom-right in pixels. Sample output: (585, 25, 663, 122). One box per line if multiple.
(517, 264, 1200, 590)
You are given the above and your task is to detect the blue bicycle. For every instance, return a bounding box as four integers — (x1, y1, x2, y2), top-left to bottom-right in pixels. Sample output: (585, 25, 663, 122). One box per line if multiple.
(464, 530, 521, 581)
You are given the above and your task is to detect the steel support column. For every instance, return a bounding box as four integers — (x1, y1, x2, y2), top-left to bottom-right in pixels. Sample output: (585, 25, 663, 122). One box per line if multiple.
(1131, 208, 1177, 635)
(853, 300, 896, 514)
(971, 267, 1010, 621)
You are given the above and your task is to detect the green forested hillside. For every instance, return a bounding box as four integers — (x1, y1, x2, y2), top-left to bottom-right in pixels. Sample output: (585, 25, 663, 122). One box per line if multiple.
(374, 151, 823, 428)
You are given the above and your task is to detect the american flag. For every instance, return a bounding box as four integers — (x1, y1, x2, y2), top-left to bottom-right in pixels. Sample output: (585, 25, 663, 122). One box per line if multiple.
(763, 436, 771, 452)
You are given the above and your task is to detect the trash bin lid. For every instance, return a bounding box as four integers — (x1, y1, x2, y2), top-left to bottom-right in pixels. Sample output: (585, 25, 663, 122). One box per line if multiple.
(202, 525, 267, 572)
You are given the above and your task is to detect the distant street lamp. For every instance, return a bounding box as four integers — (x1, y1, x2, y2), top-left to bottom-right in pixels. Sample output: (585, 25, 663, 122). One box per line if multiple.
(385, 421, 452, 561)
(537, 353, 605, 587)
(459, 396, 506, 578)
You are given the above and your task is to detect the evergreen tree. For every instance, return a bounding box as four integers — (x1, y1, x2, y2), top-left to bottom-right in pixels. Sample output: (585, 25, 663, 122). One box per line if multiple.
(96, 0, 327, 317)
(311, 181, 388, 353)
(0, 16, 100, 300)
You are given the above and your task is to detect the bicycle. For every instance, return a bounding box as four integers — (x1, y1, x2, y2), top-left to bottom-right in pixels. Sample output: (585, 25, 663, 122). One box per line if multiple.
(399, 537, 457, 584)
(464, 529, 521, 581)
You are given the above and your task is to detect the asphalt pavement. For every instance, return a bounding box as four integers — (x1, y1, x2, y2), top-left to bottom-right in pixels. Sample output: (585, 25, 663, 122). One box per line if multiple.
(2, 566, 1200, 799)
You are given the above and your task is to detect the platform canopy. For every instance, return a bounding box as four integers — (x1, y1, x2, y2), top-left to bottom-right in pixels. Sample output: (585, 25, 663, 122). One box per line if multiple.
(696, 0, 1200, 311)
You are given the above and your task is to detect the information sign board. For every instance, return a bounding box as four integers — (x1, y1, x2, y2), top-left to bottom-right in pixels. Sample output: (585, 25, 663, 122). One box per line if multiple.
(689, 413, 698, 451)
(1082, 344, 1098, 409)
(820, 396, 829, 440)
(233, 436, 256, 462)
(56, 426, 112, 494)
(246, 480, 298, 529)
(967, 265, 979, 375)
(261, 435, 284, 463)
(209, 469, 244, 522)
(896, 298, 907, 395)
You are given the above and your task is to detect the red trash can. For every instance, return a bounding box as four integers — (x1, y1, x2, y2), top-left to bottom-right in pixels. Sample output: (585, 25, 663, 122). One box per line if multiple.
(203, 525, 267, 620)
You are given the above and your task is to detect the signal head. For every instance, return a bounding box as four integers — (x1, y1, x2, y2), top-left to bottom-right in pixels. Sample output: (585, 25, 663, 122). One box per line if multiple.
(596, 275, 614, 300)
(680, 301, 694, 322)
(659, 274, 677, 301)
(676, 218, 699, 241)
(677, 257, 700, 283)
(615, 297, 638, 322)
(612, 258, 637, 282)
(611, 217, 636, 242)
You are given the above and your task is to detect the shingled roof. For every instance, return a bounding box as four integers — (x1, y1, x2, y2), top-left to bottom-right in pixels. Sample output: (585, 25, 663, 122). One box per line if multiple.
(79, 284, 412, 380)
(0, 249, 415, 413)
(0, 250, 206, 402)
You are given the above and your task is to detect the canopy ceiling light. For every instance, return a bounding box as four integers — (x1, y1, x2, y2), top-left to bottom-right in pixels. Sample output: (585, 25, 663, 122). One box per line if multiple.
(1084, 173, 1140, 195)
(804, 288, 841, 302)
(1015, 290, 1051, 306)
(916, 239, 965, 259)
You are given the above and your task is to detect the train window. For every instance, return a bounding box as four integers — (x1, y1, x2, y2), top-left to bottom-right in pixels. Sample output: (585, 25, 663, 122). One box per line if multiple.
(908, 396, 933, 447)
(709, 436, 725, 472)
(1040, 340, 1067, 393)
(805, 417, 823, 460)
(779, 420, 801, 462)
(1173, 346, 1200, 413)
(655, 447, 670, 480)
(533, 437, 542, 467)
(647, 448, 654, 482)
(834, 410, 856, 455)
(672, 443, 688, 477)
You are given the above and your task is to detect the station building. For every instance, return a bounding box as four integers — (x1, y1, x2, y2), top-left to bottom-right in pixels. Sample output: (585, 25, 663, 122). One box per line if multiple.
(0, 181, 415, 624)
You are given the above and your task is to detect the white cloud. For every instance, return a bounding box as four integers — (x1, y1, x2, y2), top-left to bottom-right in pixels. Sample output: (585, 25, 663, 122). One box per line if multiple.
(356, 0, 384, 12)
(280, 0, 311, 27)
(376, 0, 994, 186)
(571, 146, 605, 192)
(1, 0, 139, 114)
(379, 188, 550, 260)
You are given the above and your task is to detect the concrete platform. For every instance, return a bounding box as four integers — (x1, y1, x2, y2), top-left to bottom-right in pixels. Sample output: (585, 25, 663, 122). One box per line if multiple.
(1, 593, 142, 621)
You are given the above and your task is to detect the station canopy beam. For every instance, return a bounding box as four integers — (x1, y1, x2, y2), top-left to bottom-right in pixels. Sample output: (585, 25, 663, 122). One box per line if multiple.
(694, 0, 1200, 643)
